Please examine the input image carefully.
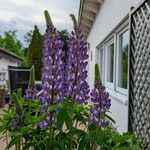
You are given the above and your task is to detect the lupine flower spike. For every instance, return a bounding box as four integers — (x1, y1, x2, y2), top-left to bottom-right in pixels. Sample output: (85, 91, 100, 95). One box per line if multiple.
(66, 14, 90, 104)
(38, 10, 66, 128)
(39, 10, 66, 105)
(24, 65, 38, 100)
(89, 64, 111, 126)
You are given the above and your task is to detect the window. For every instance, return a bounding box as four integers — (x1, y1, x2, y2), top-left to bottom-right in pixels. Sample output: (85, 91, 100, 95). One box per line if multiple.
(104, 40, 115, 89)
(107, 42, 114, 83)
(116, 29, 129, 93)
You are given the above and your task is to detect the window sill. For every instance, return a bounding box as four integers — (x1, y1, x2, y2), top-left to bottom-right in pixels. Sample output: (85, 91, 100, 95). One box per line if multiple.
(106, 88, 128, 105)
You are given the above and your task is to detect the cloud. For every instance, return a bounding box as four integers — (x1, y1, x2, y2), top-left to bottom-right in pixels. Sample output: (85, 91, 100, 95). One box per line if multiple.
(0, 0, 80, 46)
(0, 10, 16, 22)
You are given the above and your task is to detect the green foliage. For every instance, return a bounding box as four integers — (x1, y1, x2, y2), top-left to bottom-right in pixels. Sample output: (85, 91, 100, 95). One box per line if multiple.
(0, 89, 45, 150)
(59, 29, 70, 62)
(0, 30, 23, 57)
(28, 25, 43, 80)
(59, 30, 70, 51)
(24, 30, 34, 44)
(0, 30, 31, 67)
(20, 55, 29, 67)
(0, 90, 140, 150)
(85, 126, 141, 150)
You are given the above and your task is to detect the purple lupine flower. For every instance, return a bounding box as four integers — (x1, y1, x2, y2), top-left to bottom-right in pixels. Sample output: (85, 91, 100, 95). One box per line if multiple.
(11, 121, 19, 129)
(89, 80, 111, 126)
(39, 24, 66, 106)
(66, 25, 90, 104)
(24, 65, 38, 100)
(24, 87, 38, 100)
(39, 120, 48, 129)
(37, 14, 68, 128)
(11, 106, 27, 129)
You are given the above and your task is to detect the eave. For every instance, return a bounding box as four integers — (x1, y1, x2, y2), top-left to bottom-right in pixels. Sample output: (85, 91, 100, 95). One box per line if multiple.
(78, 0, 104, 38)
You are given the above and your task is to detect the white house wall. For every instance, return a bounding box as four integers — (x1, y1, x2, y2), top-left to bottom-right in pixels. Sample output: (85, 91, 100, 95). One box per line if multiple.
(87, 0, 141, 132)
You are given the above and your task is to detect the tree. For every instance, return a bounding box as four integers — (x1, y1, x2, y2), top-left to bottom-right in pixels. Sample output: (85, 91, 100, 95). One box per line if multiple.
(0, 30, 23, 57)
(59, 30, 70, 63)
(59, 29, 70, 52)
(24, 30, 34, 45)
(28, 25, 43, 80)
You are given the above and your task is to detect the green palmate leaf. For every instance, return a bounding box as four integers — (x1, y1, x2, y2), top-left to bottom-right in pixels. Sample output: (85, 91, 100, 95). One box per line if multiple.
(78, 138, 86, 150)
(62, 100, 73, 128)
(26, 100, 41, 113)
(74, 112, 84, 122)
(52, 142, 67, 150)
(71, 128, 86, 138)
(1, 109, 10, 115)
(47, 104, 60, 112)
(56, 109, 65, 129)
(56, 102, 72, 129)
(12, 89, 24, 105)
(1, 108, 15, 118)
(78, 132, 91, 150)
(17, 88, 22, 99)
(64, 109, 72, 129)
(12, 92, 18, 104)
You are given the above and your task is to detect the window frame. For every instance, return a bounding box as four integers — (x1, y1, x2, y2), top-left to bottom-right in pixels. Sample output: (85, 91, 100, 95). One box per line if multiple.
(116, 26, 129, 95)
(104, 39, 115, 90)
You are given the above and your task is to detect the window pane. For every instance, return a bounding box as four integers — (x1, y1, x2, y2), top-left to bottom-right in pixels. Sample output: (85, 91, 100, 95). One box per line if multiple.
(118, 30, 129, 89)
(99, 49, 103, 77)
(107, 43, 114, 83)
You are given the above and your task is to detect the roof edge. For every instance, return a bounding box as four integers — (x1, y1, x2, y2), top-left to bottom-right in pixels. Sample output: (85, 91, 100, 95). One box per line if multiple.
(0, 47, 23, 61)
(78, 0, 104, 38)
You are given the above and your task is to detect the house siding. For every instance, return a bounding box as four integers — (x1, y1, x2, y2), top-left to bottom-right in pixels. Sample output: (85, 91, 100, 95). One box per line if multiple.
(0, 52, 21, 86)
(87, 0, 141, 132)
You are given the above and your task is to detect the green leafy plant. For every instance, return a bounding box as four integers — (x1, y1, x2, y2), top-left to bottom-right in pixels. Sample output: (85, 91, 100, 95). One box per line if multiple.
(0, 89, 140, 150)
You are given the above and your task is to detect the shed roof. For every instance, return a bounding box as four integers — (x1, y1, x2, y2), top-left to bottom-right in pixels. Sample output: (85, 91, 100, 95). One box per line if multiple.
(78, 0, 104, 38)
(0, 47, 23, 61)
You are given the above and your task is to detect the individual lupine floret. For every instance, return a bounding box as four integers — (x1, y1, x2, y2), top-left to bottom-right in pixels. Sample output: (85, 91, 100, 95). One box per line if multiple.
(39, 120, 49, 129)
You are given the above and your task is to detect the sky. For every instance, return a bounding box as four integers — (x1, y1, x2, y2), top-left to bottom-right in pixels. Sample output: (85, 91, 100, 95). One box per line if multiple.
(0, 0, 80, 47)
